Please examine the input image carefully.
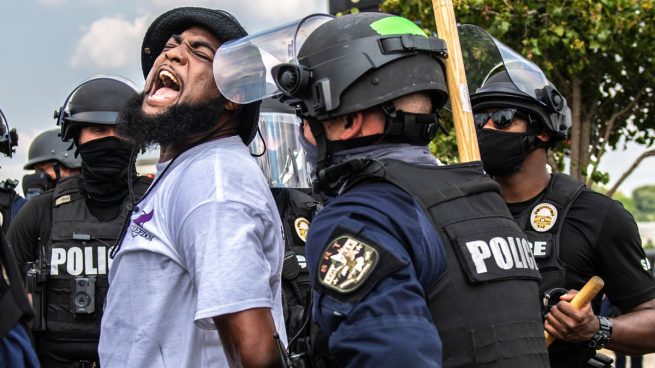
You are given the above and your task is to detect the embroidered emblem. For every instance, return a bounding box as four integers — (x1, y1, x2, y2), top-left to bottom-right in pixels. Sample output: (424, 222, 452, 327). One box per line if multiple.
(294, 217, 310, 242)
(55, 194, 71, 207)
(318, 235, 379, 293)
(0, 212, 3, 227)
(641, 258, 652, 272)
(530, 203, 558, 232)
(130, 210, 155, 241)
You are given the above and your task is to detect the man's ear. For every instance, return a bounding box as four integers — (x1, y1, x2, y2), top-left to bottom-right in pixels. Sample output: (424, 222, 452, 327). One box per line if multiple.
(536, 131, 551, 142)
(338, 112, 364, 140)
(224, 100, 240, 111)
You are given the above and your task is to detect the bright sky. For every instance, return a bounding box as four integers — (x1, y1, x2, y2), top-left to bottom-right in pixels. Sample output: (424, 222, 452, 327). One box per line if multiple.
(0, 0, 652, 196)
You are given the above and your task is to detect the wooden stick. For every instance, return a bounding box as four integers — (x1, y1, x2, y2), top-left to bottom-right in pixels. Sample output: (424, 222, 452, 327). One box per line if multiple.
(544, 276, 605, 347)
(431, 0, 480, 162)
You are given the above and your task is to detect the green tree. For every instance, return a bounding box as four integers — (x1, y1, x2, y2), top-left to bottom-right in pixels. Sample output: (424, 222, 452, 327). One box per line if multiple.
(632, 185, 655, 221)
(381, 0, 655, 185)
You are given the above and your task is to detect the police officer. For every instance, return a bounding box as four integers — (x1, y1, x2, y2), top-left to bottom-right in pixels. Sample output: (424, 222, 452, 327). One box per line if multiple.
(0, 108, 25, 234)
(463, 24, 655, 368)
(0, 108, 38, 368)
(22, 128, 82, 200)
(220, 12, 550, 367)
(7, 75, 151, 368)
(250, 98, 321, 361)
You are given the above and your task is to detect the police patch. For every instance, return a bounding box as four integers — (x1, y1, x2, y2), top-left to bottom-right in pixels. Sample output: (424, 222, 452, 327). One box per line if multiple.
(318, 235, 379, 293)
(55, 194, 72, 207)
(530, 203, 558, 232)
(294, 217, 310, 242)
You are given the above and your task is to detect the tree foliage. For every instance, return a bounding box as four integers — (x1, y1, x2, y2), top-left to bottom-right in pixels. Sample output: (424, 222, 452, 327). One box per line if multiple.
(381, 0, 655, 183)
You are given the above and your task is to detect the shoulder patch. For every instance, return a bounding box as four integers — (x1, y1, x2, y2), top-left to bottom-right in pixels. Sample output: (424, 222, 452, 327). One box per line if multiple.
(530, 202, 558, 232)
(317, 235, 379, 294)
(55, 194, 72, 207)
(294, 217, 310, 242)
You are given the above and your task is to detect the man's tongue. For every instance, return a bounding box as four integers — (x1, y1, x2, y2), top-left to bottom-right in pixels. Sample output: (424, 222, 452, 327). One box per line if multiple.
(153, 87, 178, 99)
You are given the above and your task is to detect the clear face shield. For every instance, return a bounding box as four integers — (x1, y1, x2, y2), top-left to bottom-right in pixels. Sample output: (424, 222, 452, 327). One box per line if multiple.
(458, 24, 571, 130)
(213, 14, 334, 104)
(249, 106, 312, 189)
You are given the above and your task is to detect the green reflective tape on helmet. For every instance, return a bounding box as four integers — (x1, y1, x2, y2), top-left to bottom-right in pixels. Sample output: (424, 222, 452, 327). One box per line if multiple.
(370, 16, 427, 37)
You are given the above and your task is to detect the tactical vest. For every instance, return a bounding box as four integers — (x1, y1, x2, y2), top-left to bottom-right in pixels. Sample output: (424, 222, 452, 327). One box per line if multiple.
(515, 173, 584, 295)
(271, 188, 320, 353)
(344, 159, 549, 368)
(41, 176, 149, 342)
(0, 188, 18, 234)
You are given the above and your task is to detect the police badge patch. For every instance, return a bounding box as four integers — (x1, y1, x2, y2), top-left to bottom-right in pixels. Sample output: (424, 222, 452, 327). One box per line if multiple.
(318, 235, 379, 293)
(294, 217, 310, 242)
(530, 203, 558, 232)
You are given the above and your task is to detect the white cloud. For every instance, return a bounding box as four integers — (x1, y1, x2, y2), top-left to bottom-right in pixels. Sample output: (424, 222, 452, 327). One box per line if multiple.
(70, 14, 152, 69)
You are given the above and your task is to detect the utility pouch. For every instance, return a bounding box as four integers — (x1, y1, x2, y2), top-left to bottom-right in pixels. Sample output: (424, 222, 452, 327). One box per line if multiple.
(26, 262, 46, 331)
(586, 352, 614, 368)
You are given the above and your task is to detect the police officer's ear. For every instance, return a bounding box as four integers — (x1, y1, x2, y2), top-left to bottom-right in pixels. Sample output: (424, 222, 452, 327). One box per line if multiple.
(536, 131, 551, 143)
(335, 112, 366, 140)
(224, 100, 240, 111)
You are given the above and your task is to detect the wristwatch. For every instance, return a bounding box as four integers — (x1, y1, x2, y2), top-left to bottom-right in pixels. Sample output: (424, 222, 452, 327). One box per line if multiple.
(588, 316, 612, 349)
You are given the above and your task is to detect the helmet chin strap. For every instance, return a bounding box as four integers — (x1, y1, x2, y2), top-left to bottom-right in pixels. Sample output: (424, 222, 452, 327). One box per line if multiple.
(309, 103, 444, 195)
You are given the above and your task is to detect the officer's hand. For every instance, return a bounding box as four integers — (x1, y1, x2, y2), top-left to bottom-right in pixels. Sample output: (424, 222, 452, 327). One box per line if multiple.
(544, 289, 599, 343)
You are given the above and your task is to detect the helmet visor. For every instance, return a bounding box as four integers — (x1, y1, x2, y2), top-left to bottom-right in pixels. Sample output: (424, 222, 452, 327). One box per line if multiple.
(213, 14, 334, 104)
(458, 24, 551, 103)
(249, 112, 312, 188)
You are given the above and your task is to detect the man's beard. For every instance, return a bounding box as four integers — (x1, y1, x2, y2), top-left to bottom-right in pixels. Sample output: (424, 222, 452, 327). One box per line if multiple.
(116, 92, 227, 149)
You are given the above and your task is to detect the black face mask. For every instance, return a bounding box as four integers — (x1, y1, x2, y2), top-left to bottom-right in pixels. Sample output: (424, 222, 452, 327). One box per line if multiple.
(77, 136, 135, 206)
(477, 129, 536, 176)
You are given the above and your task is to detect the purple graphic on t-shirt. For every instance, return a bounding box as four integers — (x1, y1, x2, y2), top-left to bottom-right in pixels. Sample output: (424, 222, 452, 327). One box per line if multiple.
(134, 210, 154, 227)
(130, 210, 155, 240)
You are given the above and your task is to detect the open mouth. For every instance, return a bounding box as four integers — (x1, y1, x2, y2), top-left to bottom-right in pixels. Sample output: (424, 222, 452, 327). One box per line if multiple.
(150, 69, 181, 101)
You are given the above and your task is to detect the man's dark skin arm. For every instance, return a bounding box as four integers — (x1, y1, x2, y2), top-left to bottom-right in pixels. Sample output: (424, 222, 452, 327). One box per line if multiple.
(214, 307, 284, 368)
(545, 291, 655, 355)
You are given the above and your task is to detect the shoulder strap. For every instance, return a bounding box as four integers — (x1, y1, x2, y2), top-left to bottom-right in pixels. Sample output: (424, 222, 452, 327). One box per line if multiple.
(542, 173, 585, 207)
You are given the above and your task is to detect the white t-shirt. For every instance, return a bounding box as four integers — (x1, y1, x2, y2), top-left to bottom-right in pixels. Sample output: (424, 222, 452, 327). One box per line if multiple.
(99, 136, 286, 368)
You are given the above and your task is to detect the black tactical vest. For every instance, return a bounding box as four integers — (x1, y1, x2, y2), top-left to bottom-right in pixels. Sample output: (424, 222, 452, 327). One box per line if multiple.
(271, 188, 320, 353)
(515, 173, 584, 295)
(344, 159, 549, 368)
(42, 176, 149, 342)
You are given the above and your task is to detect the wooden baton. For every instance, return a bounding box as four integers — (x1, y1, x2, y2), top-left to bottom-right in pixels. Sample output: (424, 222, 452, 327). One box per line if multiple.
(431, 0, 480, 163)
(544, 276, 605, 347)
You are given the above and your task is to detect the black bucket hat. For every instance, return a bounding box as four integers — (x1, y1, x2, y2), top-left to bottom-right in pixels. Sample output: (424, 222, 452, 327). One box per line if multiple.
(141, 7, 261, 144)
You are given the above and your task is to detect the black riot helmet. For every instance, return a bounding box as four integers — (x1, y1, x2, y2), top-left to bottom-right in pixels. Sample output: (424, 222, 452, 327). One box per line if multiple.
(24, 129, 81, 170)
(141, 6, 262, 145)
(275, 13, 449, 122)
(0, 108, 18, 157)
(461, 24, 571, 141)
(56, 75, 139, 142)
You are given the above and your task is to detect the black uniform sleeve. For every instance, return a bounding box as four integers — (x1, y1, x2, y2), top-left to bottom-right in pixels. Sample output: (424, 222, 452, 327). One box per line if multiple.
(6, 193, 51, 280)
(593, 193, 655, 308)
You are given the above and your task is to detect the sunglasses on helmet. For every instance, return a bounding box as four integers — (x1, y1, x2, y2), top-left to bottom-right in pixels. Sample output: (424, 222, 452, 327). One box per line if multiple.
(473, 108, 533, 130)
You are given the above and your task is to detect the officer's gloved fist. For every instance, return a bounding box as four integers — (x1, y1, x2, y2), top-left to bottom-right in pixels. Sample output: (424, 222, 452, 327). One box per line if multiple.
(544, 289, 599, 343)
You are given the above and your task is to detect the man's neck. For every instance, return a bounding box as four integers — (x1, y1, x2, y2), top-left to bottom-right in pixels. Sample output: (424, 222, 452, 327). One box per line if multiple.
(493, 151, 551, 204)
(158, 120, 239, 162)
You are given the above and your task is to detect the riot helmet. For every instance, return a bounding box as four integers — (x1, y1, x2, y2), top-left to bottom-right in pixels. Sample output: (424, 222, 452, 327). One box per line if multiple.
(24, 129, 81, 170)
(56, 75, 140, 142)
(249, 98, 312, 188)
(461, 24, 571, 141)
(0, 108, 17, 157)
(215, 12, 449, 174)
(141, 6, 262, 145)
